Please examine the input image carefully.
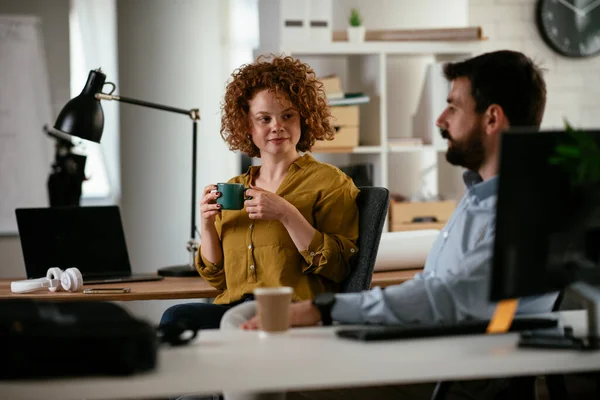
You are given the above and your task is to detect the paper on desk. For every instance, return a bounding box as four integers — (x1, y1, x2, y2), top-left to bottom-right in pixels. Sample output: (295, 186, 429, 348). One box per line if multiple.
(373, 230, 439, 271)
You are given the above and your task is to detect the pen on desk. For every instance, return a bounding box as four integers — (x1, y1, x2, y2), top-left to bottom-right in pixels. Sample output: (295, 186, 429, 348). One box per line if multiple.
(83, 288, 131, 294)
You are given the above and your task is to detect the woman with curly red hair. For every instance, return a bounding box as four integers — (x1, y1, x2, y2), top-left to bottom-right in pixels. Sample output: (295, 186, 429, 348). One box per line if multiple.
(159, 55, 359, 330)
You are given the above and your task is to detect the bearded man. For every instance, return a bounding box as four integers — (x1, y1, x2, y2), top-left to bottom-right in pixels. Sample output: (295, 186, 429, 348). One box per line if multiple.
(224, 50, 558, 400)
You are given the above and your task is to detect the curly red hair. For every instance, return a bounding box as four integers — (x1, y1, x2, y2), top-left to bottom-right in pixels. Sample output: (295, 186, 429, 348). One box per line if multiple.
(220, 54, 335, 158)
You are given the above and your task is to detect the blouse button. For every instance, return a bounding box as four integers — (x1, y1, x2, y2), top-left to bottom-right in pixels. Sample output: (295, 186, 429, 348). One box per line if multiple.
(350, 248, 355, 253)
(249, 264, 255, 271)
(310, 251, 315, 256)
(248, 244, 252, 249)
(249, 224, 253, 229)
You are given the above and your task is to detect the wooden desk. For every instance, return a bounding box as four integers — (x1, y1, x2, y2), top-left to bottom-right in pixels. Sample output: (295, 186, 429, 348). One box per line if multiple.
(0, 277, 219, 302)
(1, 310, 598, 400)
(0, 269, 422, 302)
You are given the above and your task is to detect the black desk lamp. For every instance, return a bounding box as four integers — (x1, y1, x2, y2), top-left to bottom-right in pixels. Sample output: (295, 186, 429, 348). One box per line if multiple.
(51, 68, 200, 277)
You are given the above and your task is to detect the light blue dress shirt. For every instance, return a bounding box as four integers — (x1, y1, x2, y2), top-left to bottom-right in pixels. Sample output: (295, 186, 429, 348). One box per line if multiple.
(332, 171, 558, 325)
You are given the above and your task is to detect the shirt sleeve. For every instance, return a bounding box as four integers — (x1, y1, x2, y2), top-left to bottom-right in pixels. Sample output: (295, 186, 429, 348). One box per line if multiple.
(331, 234, 497, 325)
(195, 214, 227, 291)
(299, 182, 359, 283)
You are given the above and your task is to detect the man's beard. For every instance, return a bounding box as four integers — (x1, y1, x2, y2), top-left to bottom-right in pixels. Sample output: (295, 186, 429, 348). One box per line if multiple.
(441, 127, 486, 172)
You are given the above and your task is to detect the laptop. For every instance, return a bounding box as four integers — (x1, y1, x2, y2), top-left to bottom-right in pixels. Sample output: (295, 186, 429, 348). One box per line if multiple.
(15, 206, 164, 284)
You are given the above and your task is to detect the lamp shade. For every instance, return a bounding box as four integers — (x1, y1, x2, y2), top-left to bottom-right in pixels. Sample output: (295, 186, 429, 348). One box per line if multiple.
(53, 69, 106, 143)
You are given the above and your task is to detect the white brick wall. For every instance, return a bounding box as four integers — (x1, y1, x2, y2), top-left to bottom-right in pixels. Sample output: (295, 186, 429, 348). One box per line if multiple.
(469, 0, 600, 129)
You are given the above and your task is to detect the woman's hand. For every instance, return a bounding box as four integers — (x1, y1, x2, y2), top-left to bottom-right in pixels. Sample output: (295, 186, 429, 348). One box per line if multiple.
(244, 185, 292, 221)
(246, 185, 316, 251)
(240, 300, 322, 330)
(200, 184, 221, 228)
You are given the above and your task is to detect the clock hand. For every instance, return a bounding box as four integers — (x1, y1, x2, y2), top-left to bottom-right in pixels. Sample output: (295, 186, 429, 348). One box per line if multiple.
(581, 0, 600, 15)
(557, 0, 585, 16)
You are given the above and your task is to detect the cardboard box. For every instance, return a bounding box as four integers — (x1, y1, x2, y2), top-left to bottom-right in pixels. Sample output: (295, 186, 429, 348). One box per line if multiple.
(389, 200, 456, 232)
(330, 105, 359, 126)
(308, 0, 332, 43)
(276, 0, 333, 46)
(391, 222, 447, 232)
(319, 75, 344, 100)
(312, 127, 358, 150)
(313, 105, 359, 150)
(280, 0, 309, 44)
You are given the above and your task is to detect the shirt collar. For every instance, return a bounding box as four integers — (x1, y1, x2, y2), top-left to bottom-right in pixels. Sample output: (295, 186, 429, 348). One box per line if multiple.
(293, 153, 314, 169)
(242, 153, 314, 178)
(463, 170, 498, 202)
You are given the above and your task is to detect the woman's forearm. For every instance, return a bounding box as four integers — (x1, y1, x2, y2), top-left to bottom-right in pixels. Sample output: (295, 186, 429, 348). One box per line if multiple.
(200, 225, 224, 266)
(280, 206, 317, 252)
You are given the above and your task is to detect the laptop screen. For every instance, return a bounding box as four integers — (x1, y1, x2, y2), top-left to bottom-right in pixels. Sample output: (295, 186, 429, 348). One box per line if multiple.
(15, 206, 133, 279)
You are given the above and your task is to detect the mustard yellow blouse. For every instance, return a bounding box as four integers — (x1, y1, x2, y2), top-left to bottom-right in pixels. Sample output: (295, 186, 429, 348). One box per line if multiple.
(196, 154, 359, 304)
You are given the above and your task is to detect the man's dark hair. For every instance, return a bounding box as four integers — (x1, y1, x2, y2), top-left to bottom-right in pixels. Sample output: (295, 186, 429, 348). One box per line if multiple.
(443, 50, 547, 128)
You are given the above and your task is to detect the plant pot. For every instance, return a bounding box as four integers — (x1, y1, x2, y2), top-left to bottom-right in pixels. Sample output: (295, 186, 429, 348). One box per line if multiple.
(347, 26, 366, 43)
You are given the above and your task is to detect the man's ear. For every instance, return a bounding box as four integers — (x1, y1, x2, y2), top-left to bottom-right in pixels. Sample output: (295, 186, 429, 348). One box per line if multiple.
(484, 104, 508, 136)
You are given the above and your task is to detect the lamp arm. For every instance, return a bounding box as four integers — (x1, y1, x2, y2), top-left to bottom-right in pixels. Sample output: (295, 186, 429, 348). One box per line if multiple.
(96, 93, 200, 121)
(97, 91, 201, 266)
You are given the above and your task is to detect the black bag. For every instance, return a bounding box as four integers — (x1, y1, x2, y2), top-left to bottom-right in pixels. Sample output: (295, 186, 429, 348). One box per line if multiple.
(0, 300, 158, 379)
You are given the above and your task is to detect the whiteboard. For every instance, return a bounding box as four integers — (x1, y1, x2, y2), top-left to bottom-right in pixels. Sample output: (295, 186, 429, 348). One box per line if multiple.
(0, 16, 53, 235)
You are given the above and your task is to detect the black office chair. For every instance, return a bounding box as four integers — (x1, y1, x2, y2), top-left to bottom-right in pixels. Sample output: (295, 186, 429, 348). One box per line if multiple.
(340, 186, 390, 293)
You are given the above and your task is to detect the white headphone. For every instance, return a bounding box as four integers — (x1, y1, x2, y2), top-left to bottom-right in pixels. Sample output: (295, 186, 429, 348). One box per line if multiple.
(11, 267, 83, 294)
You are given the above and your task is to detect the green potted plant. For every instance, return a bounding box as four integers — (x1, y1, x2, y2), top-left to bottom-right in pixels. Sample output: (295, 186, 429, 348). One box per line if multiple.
(548, 120, 600, 236)
(549, 120, 600, 189)
(347, 8, 365, 43)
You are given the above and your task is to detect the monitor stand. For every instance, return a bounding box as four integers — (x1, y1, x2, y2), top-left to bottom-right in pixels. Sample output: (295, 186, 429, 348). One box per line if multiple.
(518, 282, 600, 351)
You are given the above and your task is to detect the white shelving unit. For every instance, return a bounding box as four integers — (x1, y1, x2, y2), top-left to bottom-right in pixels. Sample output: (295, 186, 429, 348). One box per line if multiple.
(280, 41, 485, 56)
(254, 0, 479, 231)
(256, 41, 483, 198)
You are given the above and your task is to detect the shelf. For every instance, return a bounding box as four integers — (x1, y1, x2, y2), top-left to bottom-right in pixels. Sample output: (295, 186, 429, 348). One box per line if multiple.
(311, 145, 447, 154)
(280, 40, 485, 56)
(389, 145, 446, 153)
(353, 145, 383, 154)
(311, 145, 383, 154)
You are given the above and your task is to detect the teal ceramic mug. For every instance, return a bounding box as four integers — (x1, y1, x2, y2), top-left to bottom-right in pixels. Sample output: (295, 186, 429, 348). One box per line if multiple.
(216, 183, 250, 210)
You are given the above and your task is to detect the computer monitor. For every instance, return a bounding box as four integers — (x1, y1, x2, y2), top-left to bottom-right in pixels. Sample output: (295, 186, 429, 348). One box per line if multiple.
(492, 128, 600, 349)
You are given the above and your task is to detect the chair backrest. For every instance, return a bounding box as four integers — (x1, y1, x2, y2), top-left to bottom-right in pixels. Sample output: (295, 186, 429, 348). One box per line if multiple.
(341, 186, 390, 293)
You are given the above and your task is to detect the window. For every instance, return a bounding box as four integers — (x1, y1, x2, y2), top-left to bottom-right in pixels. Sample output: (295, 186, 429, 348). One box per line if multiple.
(69, 0, 118, 200)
